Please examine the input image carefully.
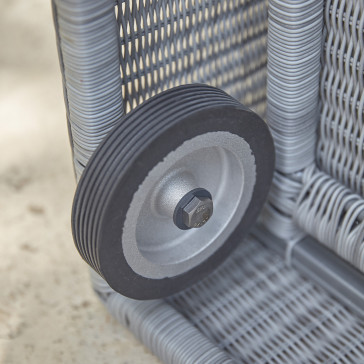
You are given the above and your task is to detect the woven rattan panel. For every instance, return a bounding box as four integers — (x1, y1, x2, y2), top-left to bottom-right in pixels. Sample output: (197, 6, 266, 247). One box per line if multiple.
(170, 240, 364, 363)
(317, 0, 364, 196)
(168, 236, 364, 363)
(294, 0, 364, 272)
(91, 235, 364, 363)
(117, 0, 268, 116)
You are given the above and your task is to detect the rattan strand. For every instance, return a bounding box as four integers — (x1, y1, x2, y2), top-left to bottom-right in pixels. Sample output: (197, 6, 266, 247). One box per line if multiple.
(317, 0, 364, 196)
(117, 0, 268, 117)
(266, 0, 323, 174)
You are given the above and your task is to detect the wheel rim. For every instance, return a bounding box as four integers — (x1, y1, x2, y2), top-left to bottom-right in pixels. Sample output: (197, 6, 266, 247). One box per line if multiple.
(71, 84, 275, 299)
(123, 131, 256, 279)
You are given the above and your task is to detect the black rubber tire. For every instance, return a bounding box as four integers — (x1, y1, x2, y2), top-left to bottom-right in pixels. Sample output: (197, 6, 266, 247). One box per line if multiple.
(72, 84, 275, 299)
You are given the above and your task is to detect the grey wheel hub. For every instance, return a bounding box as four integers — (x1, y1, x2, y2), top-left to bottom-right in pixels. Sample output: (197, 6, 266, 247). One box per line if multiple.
(122, 131, 256, 279)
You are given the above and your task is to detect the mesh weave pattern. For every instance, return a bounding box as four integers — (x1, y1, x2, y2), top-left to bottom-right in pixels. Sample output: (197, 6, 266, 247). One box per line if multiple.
(117, 0, 268, 116)
(317, 0, 364, 196)
(294, 0, 364, 271)
(294, 166, 364, 273)
(168, 237, 364, 363)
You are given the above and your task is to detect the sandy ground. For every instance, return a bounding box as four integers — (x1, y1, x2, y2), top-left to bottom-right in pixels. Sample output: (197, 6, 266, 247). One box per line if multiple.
(0, 1, 159, 363)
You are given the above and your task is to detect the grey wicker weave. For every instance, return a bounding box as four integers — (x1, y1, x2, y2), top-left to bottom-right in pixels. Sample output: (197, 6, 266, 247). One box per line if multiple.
(53, 0, 364, 362)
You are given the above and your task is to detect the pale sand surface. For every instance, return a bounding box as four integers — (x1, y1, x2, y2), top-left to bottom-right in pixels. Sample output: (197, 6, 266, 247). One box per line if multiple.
(0, 1, 159, 363)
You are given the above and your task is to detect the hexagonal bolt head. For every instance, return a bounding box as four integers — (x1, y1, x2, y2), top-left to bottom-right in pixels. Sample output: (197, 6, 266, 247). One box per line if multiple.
(182, 196, 213, 228)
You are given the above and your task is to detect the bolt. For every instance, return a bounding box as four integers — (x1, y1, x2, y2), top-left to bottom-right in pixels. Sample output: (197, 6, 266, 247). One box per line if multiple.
(182, 196, 213, 228)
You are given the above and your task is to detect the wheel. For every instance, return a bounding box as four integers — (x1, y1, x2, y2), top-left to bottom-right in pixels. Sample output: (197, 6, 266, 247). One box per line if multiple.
(72, 84, 275, 299)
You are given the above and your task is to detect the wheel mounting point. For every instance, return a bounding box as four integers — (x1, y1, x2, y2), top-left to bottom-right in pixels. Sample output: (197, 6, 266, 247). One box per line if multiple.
(173, 188, 213, 230)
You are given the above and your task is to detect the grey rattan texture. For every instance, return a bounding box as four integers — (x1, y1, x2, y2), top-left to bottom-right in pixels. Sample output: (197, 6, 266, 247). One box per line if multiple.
(168, 237, 364, 363)
(260, 0, 324, 243)
(92, 272, 234, 364)
(295, 166, 364, 272)
(53, 0, 364, 362)
(317, 0, 364, 196)
(294, 0, 364, 272)
(266, 0, 323, 174)
(117, 0, 268, 117)
(53, 0, 124, 180)
(92, 237, 364, 363)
